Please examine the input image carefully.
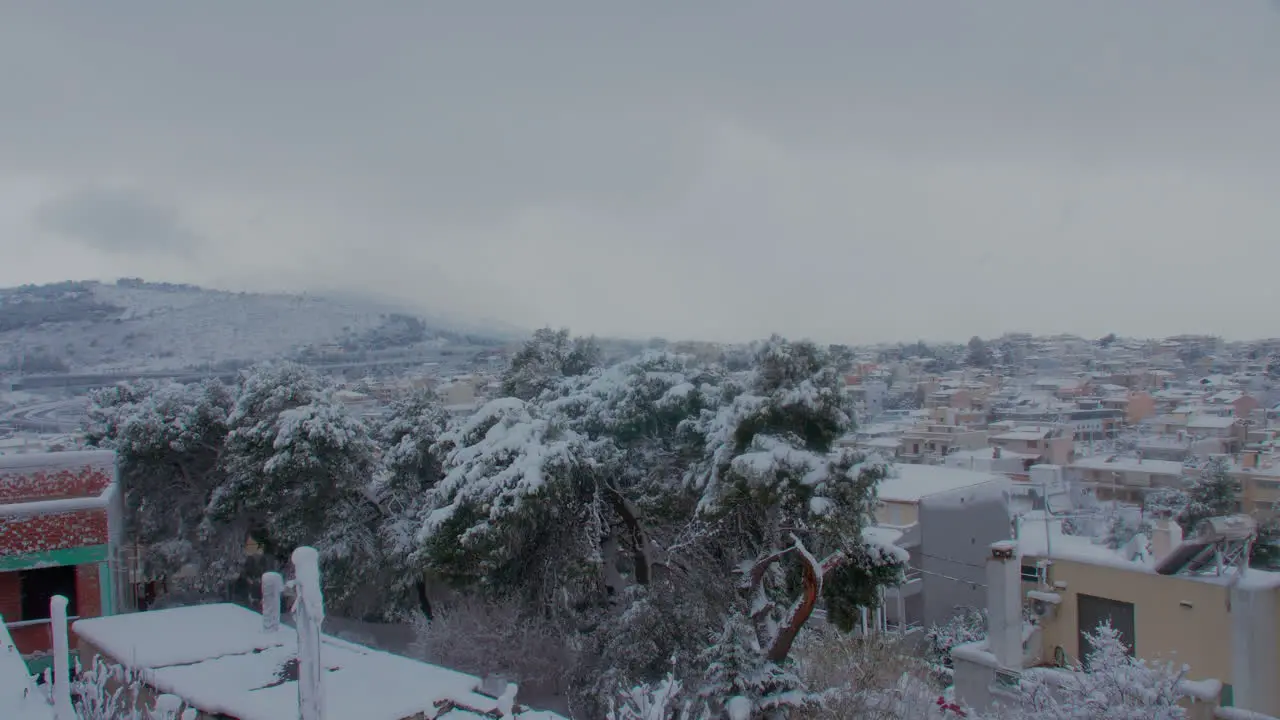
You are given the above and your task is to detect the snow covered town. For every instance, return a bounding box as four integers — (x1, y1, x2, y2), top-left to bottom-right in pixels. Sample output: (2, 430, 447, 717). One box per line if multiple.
(1, 327, 1280, 719)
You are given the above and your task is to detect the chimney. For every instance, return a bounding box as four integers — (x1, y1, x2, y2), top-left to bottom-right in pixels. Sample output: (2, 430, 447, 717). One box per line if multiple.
(993, 445, 1002, 459)
(1152, 518, 1183, 564)
(986, 541, 1023, 671)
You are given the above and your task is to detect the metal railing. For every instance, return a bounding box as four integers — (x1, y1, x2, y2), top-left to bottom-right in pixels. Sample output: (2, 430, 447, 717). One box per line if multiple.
(5, 615, 80, 629)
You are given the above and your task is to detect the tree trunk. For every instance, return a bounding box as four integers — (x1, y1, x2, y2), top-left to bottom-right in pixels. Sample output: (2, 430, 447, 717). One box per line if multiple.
(414, 579, 434, 621)
(765, 554, 820, 662)
(607, 488, 653, 585)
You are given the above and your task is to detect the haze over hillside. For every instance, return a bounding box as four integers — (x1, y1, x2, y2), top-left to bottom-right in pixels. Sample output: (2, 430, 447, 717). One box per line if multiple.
(0, 279, 518, 375)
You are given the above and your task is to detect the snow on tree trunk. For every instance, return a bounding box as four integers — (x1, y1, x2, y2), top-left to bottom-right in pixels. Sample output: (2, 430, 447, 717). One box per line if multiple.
(292, 546, 326, 720)
(50, 594, 74, 720)
(262, 571, 284, 632)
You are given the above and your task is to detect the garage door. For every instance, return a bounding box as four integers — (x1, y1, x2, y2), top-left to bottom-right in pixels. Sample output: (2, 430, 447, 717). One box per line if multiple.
(1076, 593, 1135, 668)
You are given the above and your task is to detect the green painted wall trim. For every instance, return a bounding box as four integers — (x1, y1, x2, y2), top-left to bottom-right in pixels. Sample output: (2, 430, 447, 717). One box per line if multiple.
(24, 650, 79, 678)
(97, 561, 114, 616)
(0, 544, 109, 572)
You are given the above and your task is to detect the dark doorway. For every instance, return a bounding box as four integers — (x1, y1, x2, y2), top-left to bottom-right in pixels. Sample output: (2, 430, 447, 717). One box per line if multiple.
(20, 565, 79, 620)
(1076, 593, 1135, 667)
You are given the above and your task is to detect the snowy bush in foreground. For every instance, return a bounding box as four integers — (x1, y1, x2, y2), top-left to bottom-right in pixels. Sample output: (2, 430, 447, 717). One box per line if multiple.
(608, 673, 698, 720)
(991, 621, 1189, 720)
(407, 597, 575, 703)
(923, 608, 987, 685)
(63, 655, 196, 719)
(792, 624, 946, 720)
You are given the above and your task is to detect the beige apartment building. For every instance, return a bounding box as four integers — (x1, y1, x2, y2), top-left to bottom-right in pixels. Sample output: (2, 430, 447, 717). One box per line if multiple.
(899, 423, 988, 464)
(955, 519, 1280, 718)
(988, 425, 1074, 466)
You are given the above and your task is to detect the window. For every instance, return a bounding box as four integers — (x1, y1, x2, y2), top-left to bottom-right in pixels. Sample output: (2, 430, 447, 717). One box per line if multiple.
(19, 566, 78, 621)
(1020, 564, 1040, 582)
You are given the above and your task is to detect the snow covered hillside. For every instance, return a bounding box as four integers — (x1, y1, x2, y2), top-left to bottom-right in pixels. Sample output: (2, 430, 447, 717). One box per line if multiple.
(0, 280, 511, 374)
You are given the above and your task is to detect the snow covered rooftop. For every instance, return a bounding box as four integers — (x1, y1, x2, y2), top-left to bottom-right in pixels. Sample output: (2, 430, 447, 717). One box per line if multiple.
(1017, 511, 1280, 589)
(948, 448, 1040, 462)
(0, 621, 54, 720)
(879, 464, 1006, 503)
(0, 449, 115, 474)
(73, 604, 565, 720)
(1187, 415, 1238, 429)
(1070, 455, 1186, 477)
(991, 428, 1054, 441)
(1016, 511, 1152, 571)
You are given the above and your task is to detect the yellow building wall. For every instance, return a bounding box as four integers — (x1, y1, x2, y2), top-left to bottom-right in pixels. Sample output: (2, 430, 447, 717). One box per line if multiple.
(1026, 558, 1236, 683)
(874, 501, 919, 527)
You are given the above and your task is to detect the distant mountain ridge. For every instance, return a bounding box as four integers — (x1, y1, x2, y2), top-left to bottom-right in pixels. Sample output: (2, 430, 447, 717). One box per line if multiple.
(0, 278, 518, 375)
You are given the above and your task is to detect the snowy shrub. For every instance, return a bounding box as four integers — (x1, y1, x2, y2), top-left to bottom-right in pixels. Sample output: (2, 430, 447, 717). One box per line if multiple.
(66, 655, 197, 720)
(991, 621, 1189, 720)
(407, 598, 575, 705)
(695, 611, 822, 719)
(607, 672, 700, 720)
(791, 623, 944, 720)
(574, 581, 721, 718)
(1100, 512, 1152, 551)
(923, 608, 987, 685)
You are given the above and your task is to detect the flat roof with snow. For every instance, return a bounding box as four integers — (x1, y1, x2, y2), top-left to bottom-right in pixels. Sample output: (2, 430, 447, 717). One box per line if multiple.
(991, 429, 1054, 441)
(1071, 455, 1186, 477)
(0, 449, 115, 474)
(73, 604, 564, 720)
(879, 464, 1007, 503)
(1187, 415, 1238, 429)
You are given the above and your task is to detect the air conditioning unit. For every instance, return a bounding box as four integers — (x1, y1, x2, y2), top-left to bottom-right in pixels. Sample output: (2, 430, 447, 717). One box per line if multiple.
(1026, 589, 1062, 619)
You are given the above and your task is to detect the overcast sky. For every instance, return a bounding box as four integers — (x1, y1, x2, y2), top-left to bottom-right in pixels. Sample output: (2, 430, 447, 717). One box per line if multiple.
(2, 2, 1279, 344)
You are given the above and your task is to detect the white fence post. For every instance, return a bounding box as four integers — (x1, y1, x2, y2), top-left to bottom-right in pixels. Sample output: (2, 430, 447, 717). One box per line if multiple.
(50, 595, 74, 720)
(262, 571, 284, 632)
(292, 547, 325, 720)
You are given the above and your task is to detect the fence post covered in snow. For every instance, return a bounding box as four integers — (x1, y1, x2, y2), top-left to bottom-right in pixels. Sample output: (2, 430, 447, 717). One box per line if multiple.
(262, 571, 284, 632)
(50, 594, 74, 720)
(292, 546, 325, 720)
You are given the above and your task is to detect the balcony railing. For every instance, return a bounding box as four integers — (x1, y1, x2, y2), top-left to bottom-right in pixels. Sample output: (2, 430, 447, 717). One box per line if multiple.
(5, 616, 80, 629)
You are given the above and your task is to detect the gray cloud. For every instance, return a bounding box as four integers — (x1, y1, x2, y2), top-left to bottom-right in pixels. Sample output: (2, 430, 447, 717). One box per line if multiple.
(2, 1, 1280, 342)
(34, 186, 202, 256)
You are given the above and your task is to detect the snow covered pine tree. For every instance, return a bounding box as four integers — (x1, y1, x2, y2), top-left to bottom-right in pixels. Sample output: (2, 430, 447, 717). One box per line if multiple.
(685, 337, 906, 717)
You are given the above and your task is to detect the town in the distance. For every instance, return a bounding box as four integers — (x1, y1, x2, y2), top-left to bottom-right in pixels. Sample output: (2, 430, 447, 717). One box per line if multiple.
(2, 278, 1278, 719)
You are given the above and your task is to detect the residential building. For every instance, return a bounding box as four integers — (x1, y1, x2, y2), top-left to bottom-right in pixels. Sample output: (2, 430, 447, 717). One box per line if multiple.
(1187, 415, 1245, 452)
(0, 451, 123, 671)
(899, 424, 988, 464)
(1228, 451, 1280, 518)
(988, 425, 1074, 466)
(874, 464, 1012, 631)
(1066, 454, 1187, 505)
(926, 388, 974, 410)
(1059, 405, 1125, 441)
(954, 517, 1280, 718)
